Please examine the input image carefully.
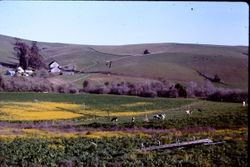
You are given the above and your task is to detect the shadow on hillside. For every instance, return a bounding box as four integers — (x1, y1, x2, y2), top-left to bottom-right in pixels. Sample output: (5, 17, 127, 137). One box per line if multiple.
(195, 70, 227, 86)
(0, 62, 18, 68)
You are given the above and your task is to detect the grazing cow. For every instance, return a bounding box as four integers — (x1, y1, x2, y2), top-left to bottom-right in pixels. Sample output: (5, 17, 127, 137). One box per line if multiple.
(197, 108, 202, 112)
(132, 117, 135, 122)
(111, 117, 118, 122)
(153, 114, 166, 120)
(243, 101, 246, 107)
(153, 114, 161, 120)
(33, 99, 38, 103)
(185, 110, 192, 115)
(159, 114, 166, 120)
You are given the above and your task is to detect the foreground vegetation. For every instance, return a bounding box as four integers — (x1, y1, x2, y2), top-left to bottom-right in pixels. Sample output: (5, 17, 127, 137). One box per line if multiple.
(0, 92, 248, 166)
(0, 136, 247, 167)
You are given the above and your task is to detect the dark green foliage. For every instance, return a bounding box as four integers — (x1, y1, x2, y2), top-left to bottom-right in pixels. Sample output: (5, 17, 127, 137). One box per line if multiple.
(0, 137, 247, 166)
(143, 49, 150, 54)
(207, 90, 248, 103)
(83, 80, 89, 88)
(0, 75, 3, 91)
(175, 83, 187, 98)
(13, 40, 46, 70)
(212, 74, 221, 83)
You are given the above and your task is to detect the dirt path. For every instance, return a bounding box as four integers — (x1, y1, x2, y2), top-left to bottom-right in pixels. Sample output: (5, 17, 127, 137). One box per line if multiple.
(67, 47, 157, 85)
(71, 73, 93, 83)
(77, 47, 149, 72)
(161, 101, 205, 114)
(48, 77, 68, 85)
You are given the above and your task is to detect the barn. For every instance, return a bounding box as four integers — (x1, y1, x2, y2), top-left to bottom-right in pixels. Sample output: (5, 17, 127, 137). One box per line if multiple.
(49, 61, 61, 73)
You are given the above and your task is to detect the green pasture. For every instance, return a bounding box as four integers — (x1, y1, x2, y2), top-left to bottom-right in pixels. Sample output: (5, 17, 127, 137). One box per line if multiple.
(0, 92, 247, 128)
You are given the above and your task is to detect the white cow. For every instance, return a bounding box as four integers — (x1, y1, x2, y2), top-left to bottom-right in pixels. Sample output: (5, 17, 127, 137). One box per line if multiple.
(243, 101, 246, 107)
(153, 114, 161, 120)
(111, 117, 118, 122)
(185, 110, 192, 115)
(153, 114, 166, 120)
(159, 114, 166, 120)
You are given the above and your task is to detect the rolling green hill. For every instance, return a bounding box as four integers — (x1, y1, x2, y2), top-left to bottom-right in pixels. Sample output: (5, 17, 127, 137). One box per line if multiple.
(0, 34, 248, 89)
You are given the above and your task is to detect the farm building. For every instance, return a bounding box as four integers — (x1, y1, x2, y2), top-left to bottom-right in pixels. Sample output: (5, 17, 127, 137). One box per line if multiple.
(49, 61, 61, 73)
(17, 67, 24, 74)
(60, 64, 75, 75)
(25, 70, 33, 75)
(5, 70, 16, 76)
(62, 71, 74, 75)
(50, 67, 61, 73)
(49, 61, 60, 69)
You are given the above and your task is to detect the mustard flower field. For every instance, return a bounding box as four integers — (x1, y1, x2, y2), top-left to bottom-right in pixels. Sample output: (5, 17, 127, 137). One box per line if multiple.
(0, 92, 247, 166)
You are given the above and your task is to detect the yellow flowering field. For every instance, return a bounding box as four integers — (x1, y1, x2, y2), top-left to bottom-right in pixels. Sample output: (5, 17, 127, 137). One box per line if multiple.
(84, 131, 150, 138)
(0, 101, 161, 121)
(0, 127, 150, 140)
(120, 102, 153, 107)
(0, 102, 82, 121)
(77, 109, 160, 117)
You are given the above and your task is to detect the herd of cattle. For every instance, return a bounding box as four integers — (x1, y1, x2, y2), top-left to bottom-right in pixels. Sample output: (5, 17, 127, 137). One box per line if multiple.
(110, 101, 247, 123)
(110, 108, 202, 123)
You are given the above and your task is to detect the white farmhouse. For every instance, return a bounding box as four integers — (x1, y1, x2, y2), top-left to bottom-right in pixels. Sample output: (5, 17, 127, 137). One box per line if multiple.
(17, 67, 24, 74)
(25, 70, 33, 75)
(49, 61, 61, 73)
(50, 67, 61, 73)
(24, 69, 33, 75)
(49, 61, 60, 69)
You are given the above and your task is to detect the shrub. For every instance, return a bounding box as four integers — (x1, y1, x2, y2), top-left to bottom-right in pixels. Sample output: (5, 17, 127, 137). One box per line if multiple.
(128, 83, 143, 96)
(35, 69, 49, 78)
(193, 81, 216, 97)
(175, 83, 187, 98)
(2, 76, 54, 92)
(186, 81, 197, 98)
(207, 89, 248, 102)
(68, 85, 78, 94)
(140, 90, 157, 98)
(0, 75, 4, 90)
(89, 87, 106, 94)
(109, 83, 129, 95)
(79, 79, 248, 102)
(83, 80, 89, 88)
(212, 74, 221, 82)
(56, 85, 68, 93)
(104, 81, 109, 86)
(150, 81, 164, 92)
(143, 49, 150, 54)
(157, 88, 178, 98)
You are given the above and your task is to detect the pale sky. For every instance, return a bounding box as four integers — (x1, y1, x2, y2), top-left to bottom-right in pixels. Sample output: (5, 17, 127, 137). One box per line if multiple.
(0, 1, 248, 46)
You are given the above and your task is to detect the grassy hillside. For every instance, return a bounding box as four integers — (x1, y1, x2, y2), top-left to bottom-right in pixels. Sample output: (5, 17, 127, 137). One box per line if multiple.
(0, 34, 248, 89)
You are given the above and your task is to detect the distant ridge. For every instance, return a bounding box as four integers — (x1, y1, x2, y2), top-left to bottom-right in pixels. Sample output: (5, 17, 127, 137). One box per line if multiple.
(0, 34, 248, 90)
